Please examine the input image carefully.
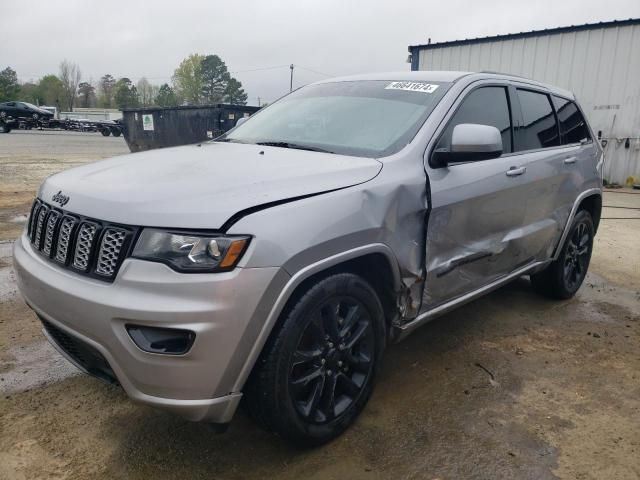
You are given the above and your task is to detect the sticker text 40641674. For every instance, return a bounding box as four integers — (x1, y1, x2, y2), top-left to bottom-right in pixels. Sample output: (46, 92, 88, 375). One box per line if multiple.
(385, 82, 439, 94)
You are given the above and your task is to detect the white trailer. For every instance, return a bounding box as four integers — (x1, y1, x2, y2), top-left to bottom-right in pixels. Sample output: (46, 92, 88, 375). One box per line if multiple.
(409, 18, 640, 185)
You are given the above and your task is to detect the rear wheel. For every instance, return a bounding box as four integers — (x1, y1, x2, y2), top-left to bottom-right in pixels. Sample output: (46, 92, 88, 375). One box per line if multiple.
(245, 273, 385, 445)
(111, 128, 121, 137)
(101, 129, 111, 136)
(531, 209, 594, 299)
(0, 123, 10, 133)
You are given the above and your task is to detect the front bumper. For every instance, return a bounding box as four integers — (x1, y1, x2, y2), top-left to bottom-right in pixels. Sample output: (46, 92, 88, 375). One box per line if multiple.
(13, 233, 284, 423)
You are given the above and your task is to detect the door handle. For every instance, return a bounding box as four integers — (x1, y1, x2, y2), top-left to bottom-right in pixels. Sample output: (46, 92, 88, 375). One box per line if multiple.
(506, 166, 526, 177)
(564, 157, 577, 165)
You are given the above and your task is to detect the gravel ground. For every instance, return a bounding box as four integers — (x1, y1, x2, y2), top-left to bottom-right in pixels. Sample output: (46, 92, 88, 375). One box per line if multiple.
(0, 131, 639, 480)
(0, 130, 128, 242)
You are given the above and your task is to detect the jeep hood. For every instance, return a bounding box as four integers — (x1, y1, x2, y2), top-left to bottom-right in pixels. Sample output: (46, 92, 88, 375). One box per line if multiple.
(39, 142, 382, 229)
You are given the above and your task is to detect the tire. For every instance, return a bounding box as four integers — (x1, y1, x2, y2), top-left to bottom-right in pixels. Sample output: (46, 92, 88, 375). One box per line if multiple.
(0, 124, 9, 133)
(111, 128, 121, 137)
(245, 273, 386, 445)
(531, 209, 594, 299)
(101, 129, 111, 136)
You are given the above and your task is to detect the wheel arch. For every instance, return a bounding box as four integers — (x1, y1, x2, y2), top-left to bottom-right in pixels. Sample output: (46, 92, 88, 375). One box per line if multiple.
(552, 188, 602, 261)
(232, 244, 402, 393)
(578, 193, 602, 233)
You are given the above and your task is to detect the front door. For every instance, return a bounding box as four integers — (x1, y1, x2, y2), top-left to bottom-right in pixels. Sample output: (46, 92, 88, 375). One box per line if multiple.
(421, 84, 530, 310)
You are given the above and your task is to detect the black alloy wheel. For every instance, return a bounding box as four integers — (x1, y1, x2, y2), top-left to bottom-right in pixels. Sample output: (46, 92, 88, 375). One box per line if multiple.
(563, 219, 591, 291)
(531, 209, 594, 299)
(245, 273, 385, 445)
(289, 296, 374, 424)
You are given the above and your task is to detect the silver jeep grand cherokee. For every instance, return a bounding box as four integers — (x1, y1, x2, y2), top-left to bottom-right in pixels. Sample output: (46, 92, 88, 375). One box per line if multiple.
(14, 71, 603, 444)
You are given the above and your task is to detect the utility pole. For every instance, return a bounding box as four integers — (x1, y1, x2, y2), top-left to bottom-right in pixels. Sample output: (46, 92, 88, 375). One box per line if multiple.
(290, 64, 294, 92)
(257, 97, 261, 107)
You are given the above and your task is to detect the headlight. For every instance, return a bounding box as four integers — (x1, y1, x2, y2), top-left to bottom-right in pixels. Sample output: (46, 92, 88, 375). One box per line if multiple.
(132, 229, 250, 272)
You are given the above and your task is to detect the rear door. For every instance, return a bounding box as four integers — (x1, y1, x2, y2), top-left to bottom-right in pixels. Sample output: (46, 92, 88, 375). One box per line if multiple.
(510, 87, 590, 263)
(422, 83, 530, 309)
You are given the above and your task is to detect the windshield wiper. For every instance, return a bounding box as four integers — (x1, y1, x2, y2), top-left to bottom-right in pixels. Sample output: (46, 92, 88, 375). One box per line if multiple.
(255, 141, 335, 154)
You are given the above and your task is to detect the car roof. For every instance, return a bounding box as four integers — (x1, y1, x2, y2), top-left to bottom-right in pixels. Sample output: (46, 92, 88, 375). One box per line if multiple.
(315, 71, 471, 84)
(313, 70, 575, 100)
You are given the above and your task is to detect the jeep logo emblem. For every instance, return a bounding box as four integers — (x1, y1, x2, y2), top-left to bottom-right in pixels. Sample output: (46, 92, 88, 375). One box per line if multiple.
(52, 190, 70, 207)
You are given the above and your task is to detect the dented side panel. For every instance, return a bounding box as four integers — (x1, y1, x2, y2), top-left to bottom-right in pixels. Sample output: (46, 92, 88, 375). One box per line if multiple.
(230, 154, 428, 301)
(421, 156, 530, 309)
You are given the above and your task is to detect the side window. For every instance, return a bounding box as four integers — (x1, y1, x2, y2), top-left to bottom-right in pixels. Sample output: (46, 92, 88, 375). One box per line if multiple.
(552, 96, 591, 145)
(436, 86, 512, 154)
(515, 89, 559, 151)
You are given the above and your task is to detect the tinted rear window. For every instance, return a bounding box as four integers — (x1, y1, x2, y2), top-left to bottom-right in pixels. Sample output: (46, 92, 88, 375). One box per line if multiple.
(552, 96, 591, 144)
(516, 89, 559, 151)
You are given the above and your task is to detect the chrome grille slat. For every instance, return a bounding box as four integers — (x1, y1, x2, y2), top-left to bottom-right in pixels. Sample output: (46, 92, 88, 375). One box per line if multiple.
(54, 216, 76, 263)
(73, 223, 98, 271)
(28, 199, 41, 240)
(96, 229, 127, 277)
(27, 199, 132, 281)
(42, 211, 61, 256)
(33, 205, 49, 249)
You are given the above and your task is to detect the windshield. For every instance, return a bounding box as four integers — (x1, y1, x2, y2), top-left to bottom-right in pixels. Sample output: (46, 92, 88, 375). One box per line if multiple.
(22, 102, 40, 109)
(221, 80, 451, 158)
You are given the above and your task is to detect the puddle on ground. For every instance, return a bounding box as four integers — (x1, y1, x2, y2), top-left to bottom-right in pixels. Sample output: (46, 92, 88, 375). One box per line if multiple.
(0, 242, 16, 303)
(9, 215, 27, 224)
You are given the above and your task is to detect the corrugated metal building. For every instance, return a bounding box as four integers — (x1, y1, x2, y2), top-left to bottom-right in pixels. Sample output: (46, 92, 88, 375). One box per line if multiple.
(408, 18, 640, 185)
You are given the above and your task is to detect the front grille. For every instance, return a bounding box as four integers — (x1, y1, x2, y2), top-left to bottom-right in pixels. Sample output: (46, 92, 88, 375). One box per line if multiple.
(42, 210, 61, 256)
(27, 199, 136, 282)
(55, 216, 76, 263)
(96, 228, 127, 277)
(41, 318, 119, 385)
(72, 223, 98, 271)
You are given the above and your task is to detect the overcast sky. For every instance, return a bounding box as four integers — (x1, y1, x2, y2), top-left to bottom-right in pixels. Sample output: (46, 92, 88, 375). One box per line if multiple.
(2, 0, 639, 105)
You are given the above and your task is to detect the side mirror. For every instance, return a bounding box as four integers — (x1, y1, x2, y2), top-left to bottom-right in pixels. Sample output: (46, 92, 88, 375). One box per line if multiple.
(235, 117, 249, 128)
(431, 123, 503, 168)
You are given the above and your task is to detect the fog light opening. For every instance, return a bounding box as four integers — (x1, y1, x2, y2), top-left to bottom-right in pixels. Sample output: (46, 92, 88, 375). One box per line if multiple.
(126, 325, 195, 355)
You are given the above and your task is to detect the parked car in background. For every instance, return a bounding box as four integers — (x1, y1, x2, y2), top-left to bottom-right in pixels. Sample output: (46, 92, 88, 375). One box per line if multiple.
(14, 71, 603, 445)
(0, 101, 54, 121)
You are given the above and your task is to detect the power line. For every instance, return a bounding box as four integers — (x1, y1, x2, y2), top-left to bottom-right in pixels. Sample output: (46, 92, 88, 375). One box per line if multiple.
(294, 65, 333, 77)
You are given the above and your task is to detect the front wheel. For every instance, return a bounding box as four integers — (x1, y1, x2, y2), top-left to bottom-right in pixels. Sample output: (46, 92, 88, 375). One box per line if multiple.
(531, 209, 594, 299)
(245, 273, 385, 445)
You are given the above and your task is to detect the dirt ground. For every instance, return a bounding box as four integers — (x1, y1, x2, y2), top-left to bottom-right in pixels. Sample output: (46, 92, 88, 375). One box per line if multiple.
(0, 131, 639, 480)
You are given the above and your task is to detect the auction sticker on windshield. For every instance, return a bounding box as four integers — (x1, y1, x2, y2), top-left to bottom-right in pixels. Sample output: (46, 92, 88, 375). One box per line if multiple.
(385, 82, 439, 93)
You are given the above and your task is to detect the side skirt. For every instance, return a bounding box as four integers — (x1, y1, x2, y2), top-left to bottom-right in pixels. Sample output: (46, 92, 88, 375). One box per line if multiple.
(394, 259, 550, 341)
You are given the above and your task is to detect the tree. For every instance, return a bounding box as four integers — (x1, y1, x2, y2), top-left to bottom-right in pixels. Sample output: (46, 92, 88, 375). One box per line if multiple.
(77, 82, 96, 108)
(20, 82, 42, 104)
(200, 55, 230, 104)
(136, 77, 156, 106)
(114, 78, 139, 109)
(172, 53, 205, 105)
(59, 60, 81, 111)
(155, 83, 178, 107)
(98, 74, 116, 108)
(224, 78, 248, 105)
(38, 75, 64, 108)
(0, 67, 20, 102)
